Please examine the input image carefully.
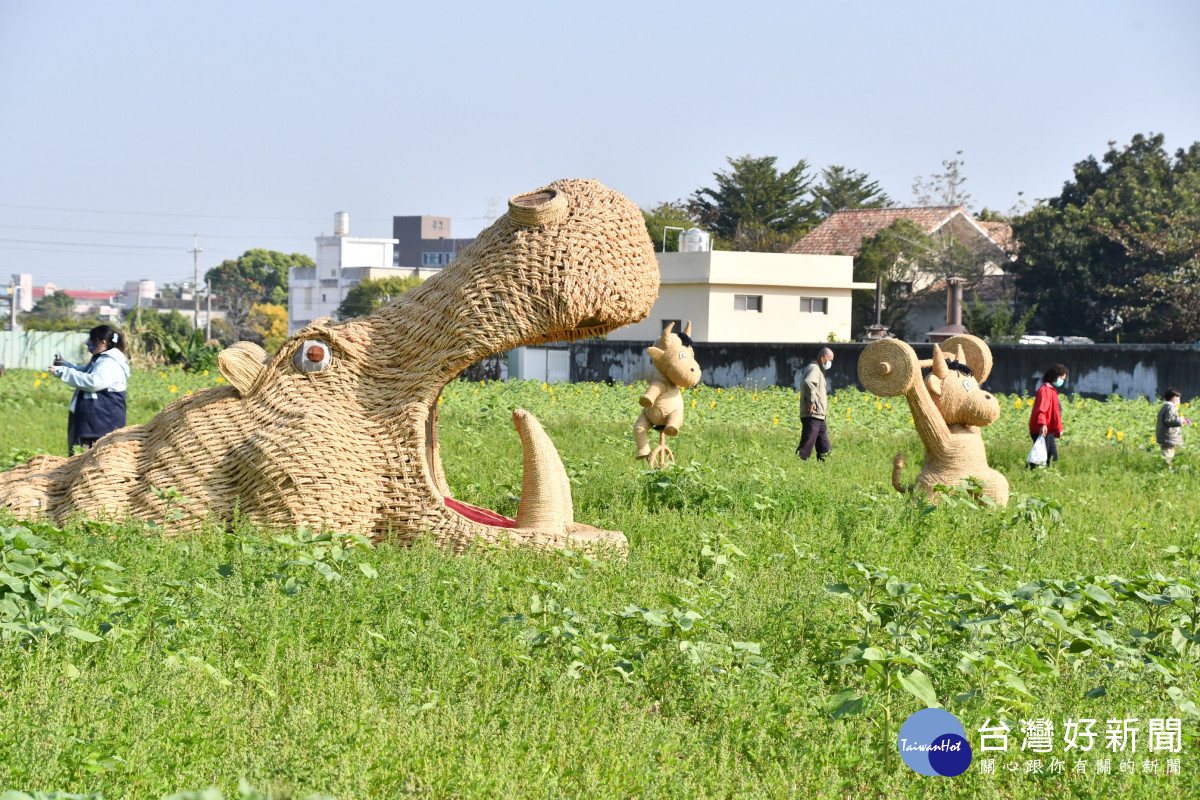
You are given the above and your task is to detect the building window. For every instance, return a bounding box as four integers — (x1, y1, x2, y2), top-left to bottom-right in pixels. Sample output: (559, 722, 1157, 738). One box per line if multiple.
(734, 294, 763, 312)
(422, 252, 452, 266)
(800, 297, 828, 314)
(304, 288, 312, 309)
(321, 294, 326, 303)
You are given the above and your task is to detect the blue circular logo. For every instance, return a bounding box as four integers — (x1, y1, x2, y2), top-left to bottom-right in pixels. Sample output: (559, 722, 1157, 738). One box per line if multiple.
(898, 708, 973, 776)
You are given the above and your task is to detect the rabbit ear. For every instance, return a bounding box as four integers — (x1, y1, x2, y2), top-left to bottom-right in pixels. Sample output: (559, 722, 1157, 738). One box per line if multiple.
(931, 344, 949, 379)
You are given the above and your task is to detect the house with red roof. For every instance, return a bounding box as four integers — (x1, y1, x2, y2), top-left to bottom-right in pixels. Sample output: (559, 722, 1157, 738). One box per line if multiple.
(788, 206, 1016, 339)
(32, 283, 123, 320)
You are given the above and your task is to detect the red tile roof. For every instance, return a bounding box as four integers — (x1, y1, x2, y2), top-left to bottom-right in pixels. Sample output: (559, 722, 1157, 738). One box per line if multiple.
(788, 206, 1010, 257)
(32, 288, 118, 301)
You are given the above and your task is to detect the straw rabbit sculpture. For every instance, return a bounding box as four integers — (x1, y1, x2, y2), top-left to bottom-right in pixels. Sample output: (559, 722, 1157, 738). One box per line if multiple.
(0, 179, 661, 552)
(634, 321, 702, 468)
(857, 335, 1009, 507)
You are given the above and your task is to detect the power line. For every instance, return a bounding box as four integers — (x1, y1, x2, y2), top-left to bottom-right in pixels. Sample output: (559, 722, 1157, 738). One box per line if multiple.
(0, 223, 313, 241)
(0, 202, 328, 222)
(0, 237, 189, 250)
(0, 242, 240, 257)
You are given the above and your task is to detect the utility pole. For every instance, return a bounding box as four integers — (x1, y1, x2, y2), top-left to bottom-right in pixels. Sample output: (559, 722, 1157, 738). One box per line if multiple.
(205, 280, 212, 341)
(188, 234, 203, 330)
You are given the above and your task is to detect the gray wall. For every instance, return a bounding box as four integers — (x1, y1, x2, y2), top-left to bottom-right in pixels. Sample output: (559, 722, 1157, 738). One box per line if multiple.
(569, 340, 1200, 400)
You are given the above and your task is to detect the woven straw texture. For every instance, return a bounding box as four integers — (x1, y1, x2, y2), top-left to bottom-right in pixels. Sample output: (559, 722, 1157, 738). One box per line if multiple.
(0, 179, 660, 552)
(860, 335, 1009, 506)
(634, 322, 702, 466)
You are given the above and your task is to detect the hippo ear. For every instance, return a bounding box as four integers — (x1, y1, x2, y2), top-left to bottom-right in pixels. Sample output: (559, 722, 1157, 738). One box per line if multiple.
(927, 373, 943, 397)
(508, 188, 568, 227)
(647, 347, 664, 361)
(218, 341, 268, 396)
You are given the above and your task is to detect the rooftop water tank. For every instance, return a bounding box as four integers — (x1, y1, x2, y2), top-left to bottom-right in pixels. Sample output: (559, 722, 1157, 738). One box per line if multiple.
(334, 212, 350, 236)
(679, 228, 711, 252)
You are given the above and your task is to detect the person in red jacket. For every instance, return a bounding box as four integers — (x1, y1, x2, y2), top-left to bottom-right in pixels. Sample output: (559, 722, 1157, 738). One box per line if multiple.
(1028, 363, 1068, 466)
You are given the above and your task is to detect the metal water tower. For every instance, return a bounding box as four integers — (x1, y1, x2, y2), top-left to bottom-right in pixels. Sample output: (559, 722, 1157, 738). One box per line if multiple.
(334, 212, 350, 236)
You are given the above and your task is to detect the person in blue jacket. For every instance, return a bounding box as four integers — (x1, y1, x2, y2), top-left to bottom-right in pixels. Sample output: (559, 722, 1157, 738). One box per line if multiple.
(51, 325, 131, 455)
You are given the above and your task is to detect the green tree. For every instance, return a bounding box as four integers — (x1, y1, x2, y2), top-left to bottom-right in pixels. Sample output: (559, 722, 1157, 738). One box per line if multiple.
(123, 307, 197, 363)
(962, 290, 1037, 342)
(1010, 133, 1200, 340)
(206, 249, 310, 339)
(814, 165, 892, 218)
(689, 155, 820, 249)
(245, 303, 289, 352)
(642, 201, 699, 252)
(852, 219, 992, 338)
(18, 292, 100, 332)
(336, 276, 424, 320)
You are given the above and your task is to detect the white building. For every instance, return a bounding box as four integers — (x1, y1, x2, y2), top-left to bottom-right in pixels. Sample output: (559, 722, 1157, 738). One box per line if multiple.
(608, 250, 875, 343)
(288, 213, 402, 335)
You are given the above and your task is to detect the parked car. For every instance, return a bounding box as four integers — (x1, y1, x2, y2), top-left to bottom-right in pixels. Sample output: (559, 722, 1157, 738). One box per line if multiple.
(1019, 332, 1095, 345)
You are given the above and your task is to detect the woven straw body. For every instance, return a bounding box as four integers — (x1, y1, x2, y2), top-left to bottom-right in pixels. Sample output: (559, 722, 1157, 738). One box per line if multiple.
(0, 179, 660, 552)
(860, 335, 1009, 506)
(634, 322, 701, 464)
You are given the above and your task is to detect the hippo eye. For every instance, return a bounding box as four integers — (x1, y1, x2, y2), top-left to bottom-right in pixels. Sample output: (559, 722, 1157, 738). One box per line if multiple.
(293, 339, 332, 373)
(962, 379, 974, 392)
(678, 351, 688, 359)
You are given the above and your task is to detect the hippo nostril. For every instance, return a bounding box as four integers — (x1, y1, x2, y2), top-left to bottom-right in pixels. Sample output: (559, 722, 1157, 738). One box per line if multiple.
(509, 189, 568, 227)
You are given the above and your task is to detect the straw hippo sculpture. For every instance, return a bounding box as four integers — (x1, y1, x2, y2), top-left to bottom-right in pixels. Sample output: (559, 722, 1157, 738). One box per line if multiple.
(858, 334, 1009, 507)
(0, 179, 660, 552)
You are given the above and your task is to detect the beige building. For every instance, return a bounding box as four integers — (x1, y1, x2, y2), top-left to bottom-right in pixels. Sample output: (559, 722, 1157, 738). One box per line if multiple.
(608, 250, 874, 343)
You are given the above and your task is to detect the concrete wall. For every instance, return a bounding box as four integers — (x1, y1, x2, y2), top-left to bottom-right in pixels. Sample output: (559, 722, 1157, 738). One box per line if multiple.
(569, 340, 1200, 400)
(607, 250, 872, 343)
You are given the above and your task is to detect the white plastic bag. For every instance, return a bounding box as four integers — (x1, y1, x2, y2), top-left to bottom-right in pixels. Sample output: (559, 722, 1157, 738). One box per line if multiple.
(1027, 434, 1048, 466)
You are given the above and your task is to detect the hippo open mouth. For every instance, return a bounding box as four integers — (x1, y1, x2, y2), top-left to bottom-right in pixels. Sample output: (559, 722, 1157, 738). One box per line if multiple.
(0, 179, 660, 552)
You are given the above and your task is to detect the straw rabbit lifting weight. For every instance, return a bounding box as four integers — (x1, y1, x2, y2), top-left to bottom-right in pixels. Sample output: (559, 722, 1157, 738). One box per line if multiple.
(634, 321, 702, 468)
(857, 334, 1009, 506)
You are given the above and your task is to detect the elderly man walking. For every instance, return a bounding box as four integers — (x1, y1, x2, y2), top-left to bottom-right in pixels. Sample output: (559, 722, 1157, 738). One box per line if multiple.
(797, 347, 833, 461)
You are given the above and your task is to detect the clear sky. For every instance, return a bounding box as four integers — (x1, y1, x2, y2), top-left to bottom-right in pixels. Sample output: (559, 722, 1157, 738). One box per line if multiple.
(2, 0, 1197, 290)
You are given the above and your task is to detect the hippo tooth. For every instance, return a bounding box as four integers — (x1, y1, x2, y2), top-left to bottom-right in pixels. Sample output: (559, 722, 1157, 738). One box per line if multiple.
(512, 409, 573, 531)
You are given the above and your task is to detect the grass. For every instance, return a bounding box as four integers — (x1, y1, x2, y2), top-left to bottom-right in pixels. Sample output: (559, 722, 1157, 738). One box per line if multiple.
(1, 368, 1198, 798)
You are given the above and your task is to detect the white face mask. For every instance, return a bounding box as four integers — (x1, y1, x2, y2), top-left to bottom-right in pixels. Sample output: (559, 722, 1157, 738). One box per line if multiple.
(822, 361, 832, 371)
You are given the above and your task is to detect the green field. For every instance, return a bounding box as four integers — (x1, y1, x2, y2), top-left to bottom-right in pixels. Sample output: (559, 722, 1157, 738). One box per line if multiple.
(1, 367, 1198, 799)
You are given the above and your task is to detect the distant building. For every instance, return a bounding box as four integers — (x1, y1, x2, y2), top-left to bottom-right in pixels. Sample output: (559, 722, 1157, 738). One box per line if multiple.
(33, 283, 122, 320)
(392, 215, 475, 271)
(288, 212, 402, 335)
(607, 251, 874, 344)
(789, 206, 1016, 340)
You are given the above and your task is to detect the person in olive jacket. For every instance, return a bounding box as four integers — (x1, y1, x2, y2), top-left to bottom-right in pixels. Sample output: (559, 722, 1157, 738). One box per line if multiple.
(796, 347, 833, 462)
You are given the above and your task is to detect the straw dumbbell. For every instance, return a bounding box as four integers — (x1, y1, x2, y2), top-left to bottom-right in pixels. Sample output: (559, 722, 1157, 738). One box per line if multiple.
(857, 338, 920, 397)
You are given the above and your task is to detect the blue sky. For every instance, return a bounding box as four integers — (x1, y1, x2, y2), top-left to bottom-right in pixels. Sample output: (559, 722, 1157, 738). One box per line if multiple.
(2, 0, 1197, 289)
